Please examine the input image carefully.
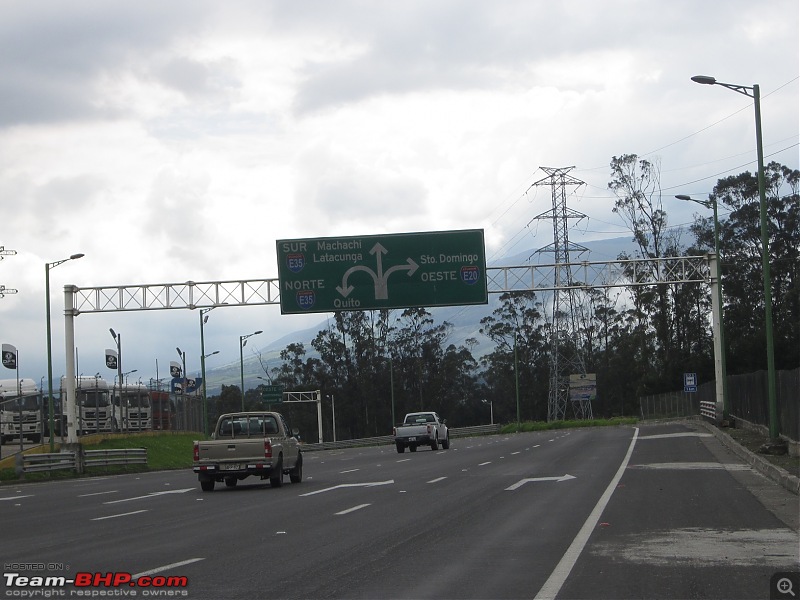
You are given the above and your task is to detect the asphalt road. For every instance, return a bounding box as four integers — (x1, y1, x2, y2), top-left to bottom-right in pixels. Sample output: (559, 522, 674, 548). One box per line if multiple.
(1, 422, 797, 599)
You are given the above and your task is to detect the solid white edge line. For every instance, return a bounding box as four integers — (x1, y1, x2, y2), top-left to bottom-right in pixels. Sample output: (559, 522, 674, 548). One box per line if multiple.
(336, 503, 371, 515)
(91, 510, 148, 521)
(133, 558, 205, 579)
(533, 427, 639, 600)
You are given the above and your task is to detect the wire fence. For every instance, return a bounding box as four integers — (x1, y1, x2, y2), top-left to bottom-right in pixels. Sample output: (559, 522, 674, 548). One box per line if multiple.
(639, 367, 799, 442)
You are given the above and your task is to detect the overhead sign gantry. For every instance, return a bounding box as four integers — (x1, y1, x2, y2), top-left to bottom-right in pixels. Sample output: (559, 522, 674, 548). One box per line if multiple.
(60, 245, 718, 445)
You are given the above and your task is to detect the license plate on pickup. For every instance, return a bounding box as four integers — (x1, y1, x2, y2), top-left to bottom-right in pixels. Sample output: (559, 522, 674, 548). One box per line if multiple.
(407, 437, 416, 442)
(223, 463, 242, 471)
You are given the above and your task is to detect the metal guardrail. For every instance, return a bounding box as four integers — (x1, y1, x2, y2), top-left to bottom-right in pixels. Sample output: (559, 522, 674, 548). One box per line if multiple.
(84, 448, 147, 467)
(16, 452, 77, 473)
(301, 424, 502, 452)
(451, 424, 502, 438)
(15, 448, 147, 475)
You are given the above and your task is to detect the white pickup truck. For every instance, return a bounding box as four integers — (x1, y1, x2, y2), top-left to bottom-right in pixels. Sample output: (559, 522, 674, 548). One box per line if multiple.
(393, 411, 450, 453)
(193, 411, 302, 491)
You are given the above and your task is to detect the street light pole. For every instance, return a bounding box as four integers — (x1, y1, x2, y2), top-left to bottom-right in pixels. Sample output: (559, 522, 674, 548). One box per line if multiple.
(109, 328, 124, 433)
(239, 330, 263, 411)
(326, 394, 336, 442)
(676, 194, 729, 420)
(176, 347, 187, 429)
(199, 307, 215, 435)
(389, 356, 395, 428)
(691, 75, 778, 440)
(45, 253, 84, 451)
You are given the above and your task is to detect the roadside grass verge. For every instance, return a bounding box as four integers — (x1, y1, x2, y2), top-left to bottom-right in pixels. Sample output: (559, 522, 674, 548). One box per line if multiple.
(499, 417, 638, 434)
(0, 432, 204, 483)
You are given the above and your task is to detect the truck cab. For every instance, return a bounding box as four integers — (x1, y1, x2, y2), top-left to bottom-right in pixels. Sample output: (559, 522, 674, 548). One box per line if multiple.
(0, 379, 42, 444)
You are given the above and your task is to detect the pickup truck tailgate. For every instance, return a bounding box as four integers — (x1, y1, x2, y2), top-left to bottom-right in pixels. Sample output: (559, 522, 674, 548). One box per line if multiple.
(197, 439, 266, 462)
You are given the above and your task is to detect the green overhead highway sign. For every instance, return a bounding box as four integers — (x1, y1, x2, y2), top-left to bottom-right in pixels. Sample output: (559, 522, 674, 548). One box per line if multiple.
(262, 385, 284, 403)
(276, 229, 488, 314)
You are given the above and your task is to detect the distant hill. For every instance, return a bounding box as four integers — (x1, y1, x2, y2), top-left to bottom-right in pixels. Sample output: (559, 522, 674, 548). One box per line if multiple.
(204, 235, 638, 394)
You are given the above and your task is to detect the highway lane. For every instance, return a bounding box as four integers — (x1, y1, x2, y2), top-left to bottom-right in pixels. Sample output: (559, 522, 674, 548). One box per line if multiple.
(1, 423, 797, 599)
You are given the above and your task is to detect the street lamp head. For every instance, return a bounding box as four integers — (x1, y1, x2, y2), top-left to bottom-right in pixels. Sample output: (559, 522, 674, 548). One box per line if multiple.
(254, 330, 263, 335)
(675, 194, 713, 209)
(691, 75, 717, 85)
(70, 253, 85, 260)
(176, 347, 183, 358)
(109, 328, 117, 340)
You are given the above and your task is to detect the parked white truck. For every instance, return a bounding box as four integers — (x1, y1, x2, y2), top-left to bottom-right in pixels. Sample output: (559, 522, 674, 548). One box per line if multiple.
(193, 411, 303, 492)
(0, 379, 42, 444)
(112, 383, 152, 432)
(61, 376, 112, 435)
(393, 411, 450, 453)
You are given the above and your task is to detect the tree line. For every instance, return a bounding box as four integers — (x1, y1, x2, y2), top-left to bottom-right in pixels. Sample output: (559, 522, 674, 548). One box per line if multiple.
(210, 159, 798, 439)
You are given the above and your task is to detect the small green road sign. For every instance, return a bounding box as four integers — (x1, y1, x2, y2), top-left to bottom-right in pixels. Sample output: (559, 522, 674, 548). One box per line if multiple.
(276, 229, 488, 314)
(262, 385, 284, 403)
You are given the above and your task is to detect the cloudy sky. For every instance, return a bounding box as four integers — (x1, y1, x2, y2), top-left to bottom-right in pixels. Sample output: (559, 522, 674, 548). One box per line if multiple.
(0, 0, 797, 388)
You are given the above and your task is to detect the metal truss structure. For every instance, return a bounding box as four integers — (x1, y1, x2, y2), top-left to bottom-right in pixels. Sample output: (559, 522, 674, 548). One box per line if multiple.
(65, 256, 711, 314)
(487, 255, 711, 292)
(71, 279, 281, 313)
(1, 245, 18, 299)
(59, 254, 717, 444)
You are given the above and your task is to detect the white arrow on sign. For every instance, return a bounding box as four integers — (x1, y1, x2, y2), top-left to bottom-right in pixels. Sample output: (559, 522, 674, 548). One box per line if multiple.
(505, 474, 576, 491)
(336, 243, 419, 300)
(299, 480, 394, 497)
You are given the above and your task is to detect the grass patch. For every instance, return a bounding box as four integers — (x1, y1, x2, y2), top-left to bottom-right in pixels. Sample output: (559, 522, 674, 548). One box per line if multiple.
(85, 432, 203, 471)
(0, 432, 205, 483)
(499, 417, 638, 434)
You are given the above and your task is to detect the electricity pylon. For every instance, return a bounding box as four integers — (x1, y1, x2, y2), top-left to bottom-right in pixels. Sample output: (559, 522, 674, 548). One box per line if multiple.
(528, 167, 593, 421)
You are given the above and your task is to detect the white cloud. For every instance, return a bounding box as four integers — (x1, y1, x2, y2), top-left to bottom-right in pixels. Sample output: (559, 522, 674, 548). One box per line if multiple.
(0, 0, 797, 383)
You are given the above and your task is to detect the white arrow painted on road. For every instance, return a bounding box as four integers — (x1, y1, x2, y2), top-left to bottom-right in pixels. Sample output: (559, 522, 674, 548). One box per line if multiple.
(505, 474, 576, 491)
(299, 480, 394, 497)
(104, 488, 194, 504)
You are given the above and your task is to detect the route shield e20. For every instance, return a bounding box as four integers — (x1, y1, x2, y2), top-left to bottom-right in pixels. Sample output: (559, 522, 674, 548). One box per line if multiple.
(276, 229, 488, 314)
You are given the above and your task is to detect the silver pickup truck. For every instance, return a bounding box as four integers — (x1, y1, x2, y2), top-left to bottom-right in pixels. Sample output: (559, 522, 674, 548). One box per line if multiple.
(193, 411, 302, 491)
(393, 411, 450, 453)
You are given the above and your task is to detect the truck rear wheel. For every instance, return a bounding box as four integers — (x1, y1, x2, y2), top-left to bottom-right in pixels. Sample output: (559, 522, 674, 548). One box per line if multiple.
(430, 435, 438, 451)
(224, 477, 238, 488)
(270, 456, 284, 488)
(410, 445, 417, 452)
(200, 478, 215, 492)
(396, 443, 405, 454)
(290, 453, 303, 483)
(441, 435, 450, 450)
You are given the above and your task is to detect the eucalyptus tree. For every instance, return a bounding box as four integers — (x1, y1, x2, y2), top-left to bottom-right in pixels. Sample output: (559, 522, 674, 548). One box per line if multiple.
(694, 161, 799, 372)
(479, 291, 548, 422)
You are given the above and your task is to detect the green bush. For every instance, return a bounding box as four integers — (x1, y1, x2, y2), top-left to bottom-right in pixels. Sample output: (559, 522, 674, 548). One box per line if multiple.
(499, 417, 638, 434)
